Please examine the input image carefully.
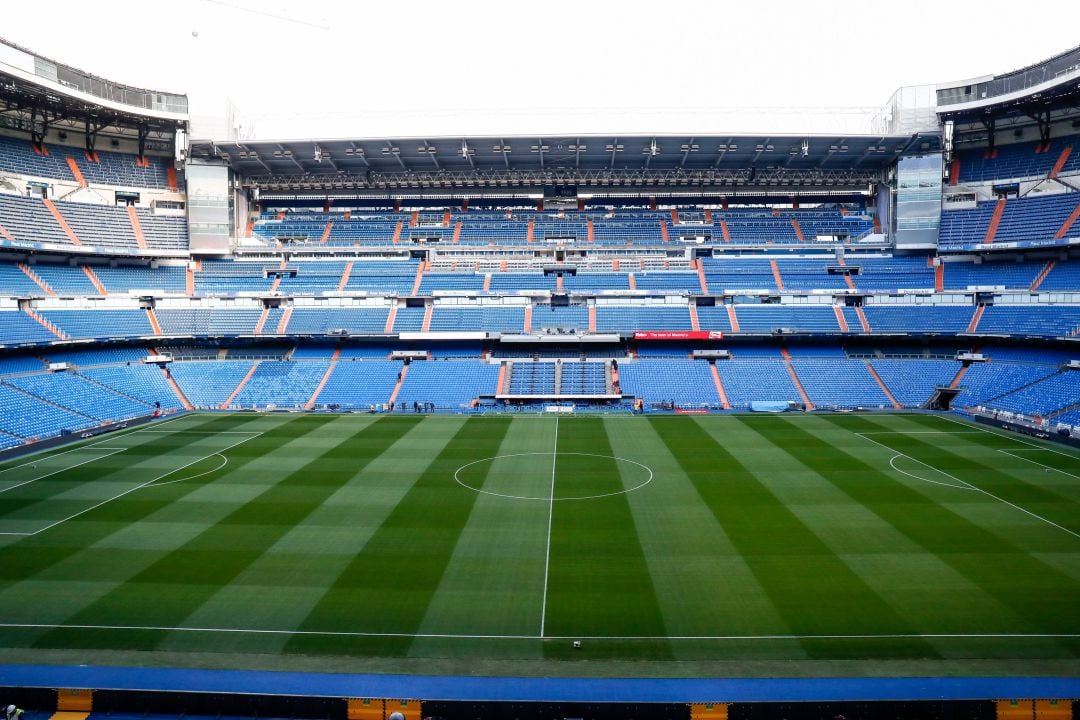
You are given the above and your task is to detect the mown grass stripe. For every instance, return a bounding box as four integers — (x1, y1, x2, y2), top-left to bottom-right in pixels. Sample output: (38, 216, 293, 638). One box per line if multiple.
(773, 414, 1080, 639)
(650, 415, 937, 659)
(31, 414, 410, 651)
(542, 417, 672, 660)
(604, 418, 798, 642)
(0, 414, 273, 585)
(285, 415, 513, 657)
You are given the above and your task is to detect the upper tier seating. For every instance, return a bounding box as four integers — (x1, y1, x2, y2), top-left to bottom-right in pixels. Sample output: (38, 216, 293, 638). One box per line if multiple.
(0, 194, 188, 253)
(0, 135, 180, 190)
(953, 138, 1079, 183)
(939, 193, 1079, 250)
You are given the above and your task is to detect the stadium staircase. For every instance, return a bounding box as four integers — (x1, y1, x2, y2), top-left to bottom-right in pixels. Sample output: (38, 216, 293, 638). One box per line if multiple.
(780, 347, 814, 410)
(305, 348, 340, 409)
(983, 198, 1006, 244)
(337, 261, 354, 291)
(865, 362, 902, 409)
(388, 363, 408, 408)
(82, 266, 107, 294)
(833, 306, 849, 332)
(42, 198, 82, 245)
(319, 221, 333, 244)
(854, 306, 870, 332)
(157, 364, 193, 411)
(145, 308, 163, 335)
(383, 304, 398, 333)
(1054, 202, 1080, 240)
(253, 308, 270, 335)
(1049, 146, 1072, 179)
(688, 304, 700, 331)
(709, 363, 732, 409)
(276, 307, 293, 334)
(125, 206, 149, 250)
(949, 365, 969, 389)
(769, 259, 785, 291)
(24, 307, 67, 339)
(411, 262, 426, 295)
(695, 259, 709, 293)
(18, 263, 55, 295)
(726, 305, 741, 333)
(221, 362, 259, 409)
(966, 305, 985, 333)
(1030, 261, 1056, 291)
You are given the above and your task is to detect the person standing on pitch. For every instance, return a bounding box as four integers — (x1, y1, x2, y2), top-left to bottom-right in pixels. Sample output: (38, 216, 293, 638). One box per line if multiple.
(6, 705, 24, 720)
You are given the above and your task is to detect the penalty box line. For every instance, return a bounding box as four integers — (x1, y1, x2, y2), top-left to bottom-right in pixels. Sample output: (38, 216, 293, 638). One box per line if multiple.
(0, 433, 262, 537)
(0, 622, 1076, 641)
(856, 431, 1080, 542)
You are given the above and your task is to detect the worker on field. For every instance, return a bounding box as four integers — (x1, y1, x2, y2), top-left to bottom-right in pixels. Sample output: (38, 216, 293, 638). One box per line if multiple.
(6, 705, 24, 720)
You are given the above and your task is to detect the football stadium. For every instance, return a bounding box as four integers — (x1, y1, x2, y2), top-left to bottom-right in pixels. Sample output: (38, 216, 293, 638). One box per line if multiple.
(0, 11, 1078, 719)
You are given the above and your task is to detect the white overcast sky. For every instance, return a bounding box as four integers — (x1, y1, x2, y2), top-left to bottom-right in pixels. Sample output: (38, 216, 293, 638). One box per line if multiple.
(3, 0, 1078, 139)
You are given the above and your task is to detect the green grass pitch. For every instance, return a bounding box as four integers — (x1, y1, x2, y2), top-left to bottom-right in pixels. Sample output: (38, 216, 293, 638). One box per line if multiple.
(0, 411, 1078, 678)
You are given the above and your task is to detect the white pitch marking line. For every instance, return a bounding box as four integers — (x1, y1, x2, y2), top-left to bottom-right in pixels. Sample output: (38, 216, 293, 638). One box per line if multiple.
(7, 434, 259, 537)
(142, 453, 229, 487)
(858, 431, 986, 435)
(0, 448, 127, 495)
(539, 415, 558, 639)
(887, 455, 974, 491)
(997, 449, 1080, 480)
(453, 452, 653, 501)
(940, 414, 1080, 460)
(0, 622, 1076, 641)
(857, 431, 1080, 542)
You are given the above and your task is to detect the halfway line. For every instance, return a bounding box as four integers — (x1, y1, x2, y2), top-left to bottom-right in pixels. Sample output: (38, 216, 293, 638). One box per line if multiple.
(539, 415, 558, 638)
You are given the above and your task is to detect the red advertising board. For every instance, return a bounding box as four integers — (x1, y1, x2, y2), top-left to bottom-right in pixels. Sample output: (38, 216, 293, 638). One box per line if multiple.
(632, 331, 724, 340)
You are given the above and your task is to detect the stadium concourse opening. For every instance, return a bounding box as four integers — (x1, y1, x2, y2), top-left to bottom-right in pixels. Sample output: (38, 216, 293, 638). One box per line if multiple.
(0, 31, 1079, 718)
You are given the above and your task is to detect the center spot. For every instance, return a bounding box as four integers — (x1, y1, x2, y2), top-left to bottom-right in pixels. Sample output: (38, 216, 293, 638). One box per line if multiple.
(454, 452, 653, 501)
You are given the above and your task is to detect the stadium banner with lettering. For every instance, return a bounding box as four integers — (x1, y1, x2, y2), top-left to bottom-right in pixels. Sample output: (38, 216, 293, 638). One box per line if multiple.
(633, 331, 724, 340)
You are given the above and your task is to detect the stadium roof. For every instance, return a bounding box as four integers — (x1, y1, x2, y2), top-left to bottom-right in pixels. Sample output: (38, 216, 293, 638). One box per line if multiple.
(197, 132, 939, 192)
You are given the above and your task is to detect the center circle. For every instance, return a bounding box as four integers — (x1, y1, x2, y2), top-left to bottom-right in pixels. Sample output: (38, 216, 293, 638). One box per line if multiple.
(453, 452, 654, 501)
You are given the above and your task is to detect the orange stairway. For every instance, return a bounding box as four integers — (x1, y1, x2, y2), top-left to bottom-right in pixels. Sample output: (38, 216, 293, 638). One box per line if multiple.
(719, 219, 731, 242)
(659, 220, 669, 242)
(588, 306, 597, 332)
(688, 304, 700, 331)
(162, 367, 193, 410)
(587, 219, 594, 242)
(790, 218, 804, 242)
(769, 259, 785, 291)
(781, 349, 814, 410)
(221, 363, 259, 409)
(854, 306, 871, 332)
(337, 261, 354, 291)
(145, 308, 162, 335)
(165, 164, 178, 192)
(420, 304, 433, 331)
(949, 364, 969, 389)
(320, 222, 333, 243)
(384, 304, 398, 333)
(253, 307, 270, 335)
(833, 305, 849, 332)
(865, 362, 902, 409)
(305, 349, 341, 409)
(984, 198, 1006, 244)
(125, 206, 148, 250)
(1054, 201, 1080, 240)
(526, 219, 534, 243)
(523, 305, 533, 333)
(452, 220, 462, 243)
(18, 263, 54, 295)
(24, 307, 66, 339)
(709, 364, 731, 410)
(934, 263, 944, 292)
(696, 259, 709, 294)
(275, 307, 293, 334)
(65, 157, 87, 187)
(410, 261, 426, 296)
(82, 265, 107, 294)
(726, 305, 740, 333)
(967, 305, 985, 333)
(43, 199, 81, 245)
(1049, 146, 1072, 179)
(1031, 260, 1055, 291)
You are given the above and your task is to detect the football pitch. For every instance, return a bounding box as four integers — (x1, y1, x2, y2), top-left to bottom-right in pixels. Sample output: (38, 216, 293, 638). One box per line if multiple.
(0, 411, 1078, 678)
